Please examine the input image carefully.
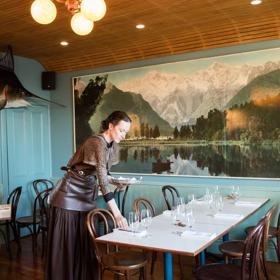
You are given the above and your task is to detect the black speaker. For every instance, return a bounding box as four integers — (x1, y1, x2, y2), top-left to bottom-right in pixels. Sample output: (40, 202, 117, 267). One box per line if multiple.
(42, 71, 56, 90)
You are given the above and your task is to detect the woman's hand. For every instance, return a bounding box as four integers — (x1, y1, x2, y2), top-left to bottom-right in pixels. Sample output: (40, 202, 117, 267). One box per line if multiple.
(115, 215, 128, 229)
(107, 199, 128, 229)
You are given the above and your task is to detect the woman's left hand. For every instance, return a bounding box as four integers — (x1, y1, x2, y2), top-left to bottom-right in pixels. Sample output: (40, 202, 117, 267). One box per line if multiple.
(115, 215, 128, 229)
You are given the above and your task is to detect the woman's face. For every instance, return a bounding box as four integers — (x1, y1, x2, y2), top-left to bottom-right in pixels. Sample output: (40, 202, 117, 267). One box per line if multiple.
(109, 120, 131, 143)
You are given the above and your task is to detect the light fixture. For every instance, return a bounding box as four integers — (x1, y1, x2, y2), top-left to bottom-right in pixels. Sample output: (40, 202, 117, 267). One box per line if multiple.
(60, 41, 69, 46)
(136, 24, 145, 29)
(30, 0, 106, 35)
(250, 0, 262, 5)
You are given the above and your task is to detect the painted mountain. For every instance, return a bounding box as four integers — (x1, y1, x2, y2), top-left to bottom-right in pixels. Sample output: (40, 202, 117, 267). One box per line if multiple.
(118, 61, 280, 127)
(227, 68, 280, 108)
(89, 83, 173, 137)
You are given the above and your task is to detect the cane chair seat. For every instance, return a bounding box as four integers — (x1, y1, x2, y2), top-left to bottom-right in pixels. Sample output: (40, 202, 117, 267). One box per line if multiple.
(102, 250, 147, 271)
(219, 240, 244, 258)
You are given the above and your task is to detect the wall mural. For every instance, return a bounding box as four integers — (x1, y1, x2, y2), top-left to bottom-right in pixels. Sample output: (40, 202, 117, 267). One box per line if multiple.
(73, 47, 280, 178)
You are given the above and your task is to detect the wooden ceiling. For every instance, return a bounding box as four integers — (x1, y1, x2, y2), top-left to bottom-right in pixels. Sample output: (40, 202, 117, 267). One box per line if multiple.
(1, 0, 280, 73)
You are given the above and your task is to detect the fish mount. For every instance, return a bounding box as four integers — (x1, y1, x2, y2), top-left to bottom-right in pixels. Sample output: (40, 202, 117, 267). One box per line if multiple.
(0, 45, 65, 110)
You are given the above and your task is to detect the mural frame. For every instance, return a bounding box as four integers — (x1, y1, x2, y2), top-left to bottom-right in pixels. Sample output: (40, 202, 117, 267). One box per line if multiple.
(72, 47, 280, 179)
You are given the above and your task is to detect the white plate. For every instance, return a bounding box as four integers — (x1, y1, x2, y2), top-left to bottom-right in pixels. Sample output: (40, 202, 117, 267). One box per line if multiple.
(110, 176, 143, 185)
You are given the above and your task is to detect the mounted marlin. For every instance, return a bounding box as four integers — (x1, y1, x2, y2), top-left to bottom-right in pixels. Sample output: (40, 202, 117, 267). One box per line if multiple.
(0, 45, 64, 110)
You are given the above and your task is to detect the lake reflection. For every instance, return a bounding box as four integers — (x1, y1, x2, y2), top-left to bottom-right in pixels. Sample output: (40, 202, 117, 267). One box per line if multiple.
(110, 144, 280, 178)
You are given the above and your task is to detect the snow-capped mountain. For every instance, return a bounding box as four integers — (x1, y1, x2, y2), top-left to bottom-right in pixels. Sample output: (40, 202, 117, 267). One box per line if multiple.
(117, 61, 280, 127)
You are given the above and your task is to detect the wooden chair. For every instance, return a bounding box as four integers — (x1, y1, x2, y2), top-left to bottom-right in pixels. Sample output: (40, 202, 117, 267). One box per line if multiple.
(219, 205, 275, 279)
(162, 185, 180, 210)
(133, 198, 157, 275)
(87, 208, 148, 280)
(0, 186, 22, 256)
(245, 208, 280, 262)
(16, 179, 54, 251)
(32, 188, 52, 257)
(195, 216, 266, 280)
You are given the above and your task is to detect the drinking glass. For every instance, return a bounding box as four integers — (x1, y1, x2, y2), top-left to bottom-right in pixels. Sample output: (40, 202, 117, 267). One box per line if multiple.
(231, 185, 240, 201)
(186, 208, 195, 229)
(128, 211, 139, 231)
(188, 194, 195, 204)
(140, 209, 152, 229)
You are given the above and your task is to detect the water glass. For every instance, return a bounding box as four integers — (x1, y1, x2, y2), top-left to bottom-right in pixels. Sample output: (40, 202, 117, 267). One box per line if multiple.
(140, 209, 152, 229)
(128, 211, 139, 230)
(214, 195, 223, 212)
(186, 208, 195, 229)
(188, 194, 195, 204)
(171, 206, 180, 223)
(231, 185, 240, 201)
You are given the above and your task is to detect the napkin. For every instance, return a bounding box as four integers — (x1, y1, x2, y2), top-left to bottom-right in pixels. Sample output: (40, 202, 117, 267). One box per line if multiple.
(181, 230, 216, 239)
(214, 213, 244, 220)
(114, 228, 147, 237)
(235, 200, 260, 207)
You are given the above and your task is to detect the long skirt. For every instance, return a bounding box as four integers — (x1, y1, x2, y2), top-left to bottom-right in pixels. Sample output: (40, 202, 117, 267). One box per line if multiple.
(45, 206, 99, 280)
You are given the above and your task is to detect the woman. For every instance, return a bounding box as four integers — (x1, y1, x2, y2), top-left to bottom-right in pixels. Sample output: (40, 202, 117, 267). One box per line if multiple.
(46, 111, 131, 280)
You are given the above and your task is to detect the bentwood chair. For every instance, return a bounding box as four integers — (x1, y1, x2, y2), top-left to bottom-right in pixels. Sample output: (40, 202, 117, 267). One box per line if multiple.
(195, 216, 266, 280)
(162, 185, 180, 210)
(133, 198, 158, 275)
(32, 189, 52, 257)
(245, 207, 280, 262)
(219, 205, 275, 279)
(0, 186, 22, 256)
(87, 208, 148, 280)
(16, 179, 54, 251)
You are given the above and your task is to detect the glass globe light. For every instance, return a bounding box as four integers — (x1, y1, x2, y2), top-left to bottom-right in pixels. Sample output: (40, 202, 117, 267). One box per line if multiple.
(71, 12, 94, 36)
(81, 0, 106, 22)
(31, 0, 57, 24)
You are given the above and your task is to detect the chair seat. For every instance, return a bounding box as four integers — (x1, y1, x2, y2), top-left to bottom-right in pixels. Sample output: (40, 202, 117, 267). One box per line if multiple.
(195, 263, 241, 280)
(102, 250, 147, 271)
(219, 240, 245, 258)
(246, 225, 278, 238)
(17, 215, 40, 225)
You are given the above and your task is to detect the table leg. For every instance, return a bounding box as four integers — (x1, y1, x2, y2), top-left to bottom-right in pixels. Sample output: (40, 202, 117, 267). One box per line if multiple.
(199, 250, 206, 266)
(164, 252, 173, 280)
(223, 233, 229, 242)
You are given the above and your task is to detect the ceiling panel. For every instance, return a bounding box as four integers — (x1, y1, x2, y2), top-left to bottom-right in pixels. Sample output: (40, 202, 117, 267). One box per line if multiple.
(0, 0, 280, 72)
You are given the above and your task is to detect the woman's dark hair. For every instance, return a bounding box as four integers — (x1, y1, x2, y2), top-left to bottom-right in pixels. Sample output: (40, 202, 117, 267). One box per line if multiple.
(100, 111, 131, 132)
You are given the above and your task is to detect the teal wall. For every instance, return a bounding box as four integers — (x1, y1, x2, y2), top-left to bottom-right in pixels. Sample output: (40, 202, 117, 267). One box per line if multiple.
(0, 55, 52, 234)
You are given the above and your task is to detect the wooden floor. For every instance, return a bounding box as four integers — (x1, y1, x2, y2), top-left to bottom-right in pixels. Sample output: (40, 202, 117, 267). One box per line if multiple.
(0, 235, 279, 280)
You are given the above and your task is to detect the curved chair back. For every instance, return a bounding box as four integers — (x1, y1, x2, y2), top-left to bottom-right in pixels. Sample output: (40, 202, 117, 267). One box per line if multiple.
(162, 185, 180, 210)
(33, 189, 52, 227)
(241, 216, 266, 280)
(87, 208, 117, 264)
(263, 205, 276, 252)
(7, 186, 22, 222)
(33, 179, 54, 197)
(133, 198, 155, 217)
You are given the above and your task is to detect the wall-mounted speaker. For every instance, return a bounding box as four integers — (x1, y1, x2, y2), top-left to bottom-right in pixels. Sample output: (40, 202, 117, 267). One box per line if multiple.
(42, 71, 56, 90)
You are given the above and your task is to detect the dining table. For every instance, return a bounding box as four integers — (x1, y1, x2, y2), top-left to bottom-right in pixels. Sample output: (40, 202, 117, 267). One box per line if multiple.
(0, 204, 11, 220)
(96, 196, 269, 280)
